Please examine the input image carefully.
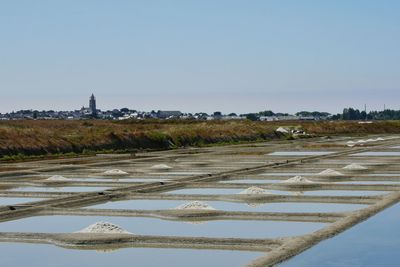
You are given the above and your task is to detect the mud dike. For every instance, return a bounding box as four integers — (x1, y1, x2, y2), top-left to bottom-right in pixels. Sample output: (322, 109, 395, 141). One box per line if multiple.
(0, 135, 400, 266)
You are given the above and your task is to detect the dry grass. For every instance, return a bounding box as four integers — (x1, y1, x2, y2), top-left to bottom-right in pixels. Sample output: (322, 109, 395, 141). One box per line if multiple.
(1, 120, 399, 159)
(0, 120, 277, 158)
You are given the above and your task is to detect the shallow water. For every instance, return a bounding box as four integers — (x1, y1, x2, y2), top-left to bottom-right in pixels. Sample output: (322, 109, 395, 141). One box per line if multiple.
(166, 188, 291, 195)
(280, 203, 400, 267)
(68, 177, 170, 183)
(260, 173, 316, 176)
(0, 215, 326, 239)
(269, 151, 334, 156)
(335, 181, 400, 185)
(8, 186, 110, 193)
(351, 151, 400, 156)
(0, 243, 263, 267)
(219, 179, 283, 184)
(147, 172, 209, 176)
(166, 188, 388, 197)
(90, 199, 366, 213)
(303, 190, 389, 196)
(0, 197, 47, 206)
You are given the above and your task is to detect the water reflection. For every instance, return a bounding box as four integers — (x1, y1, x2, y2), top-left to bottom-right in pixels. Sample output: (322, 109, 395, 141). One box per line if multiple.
(90, 199, 365, 213)
(0, 215, 326, 239)
(0, 243, 263, 267)
(281, 203, 400, 267)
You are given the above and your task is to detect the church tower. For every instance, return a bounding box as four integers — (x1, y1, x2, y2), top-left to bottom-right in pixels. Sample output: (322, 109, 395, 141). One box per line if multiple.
(89, 94, 97, 116)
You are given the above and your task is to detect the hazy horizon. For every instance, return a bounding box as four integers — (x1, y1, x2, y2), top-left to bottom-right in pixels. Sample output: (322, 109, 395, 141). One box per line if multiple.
(1, 1, 399, 114)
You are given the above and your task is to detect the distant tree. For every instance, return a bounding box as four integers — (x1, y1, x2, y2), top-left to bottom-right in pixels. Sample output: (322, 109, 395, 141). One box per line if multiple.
(245, 113, 259, 121)
(259, 110, 275, 116)
(330, 114, 341, 120)
(111, 109, 122, 117)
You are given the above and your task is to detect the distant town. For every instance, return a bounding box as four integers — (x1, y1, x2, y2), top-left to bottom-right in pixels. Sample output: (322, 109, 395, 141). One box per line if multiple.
(1, 94, 399, 121)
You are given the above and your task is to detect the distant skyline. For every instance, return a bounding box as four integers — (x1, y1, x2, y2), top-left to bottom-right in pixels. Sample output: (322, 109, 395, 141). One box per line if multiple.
(1, 1, 399, 114)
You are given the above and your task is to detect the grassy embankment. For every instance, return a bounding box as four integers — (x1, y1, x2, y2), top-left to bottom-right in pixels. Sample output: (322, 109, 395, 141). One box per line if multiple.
(0, 120, 399, 161)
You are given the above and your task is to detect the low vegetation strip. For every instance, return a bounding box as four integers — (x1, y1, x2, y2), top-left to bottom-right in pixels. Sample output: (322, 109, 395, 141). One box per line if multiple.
(1, 120, 400, 160)
(0, 120, 279, 159)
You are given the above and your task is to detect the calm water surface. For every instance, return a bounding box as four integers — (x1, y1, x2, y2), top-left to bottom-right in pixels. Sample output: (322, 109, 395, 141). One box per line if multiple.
(280, 203, 400, 267)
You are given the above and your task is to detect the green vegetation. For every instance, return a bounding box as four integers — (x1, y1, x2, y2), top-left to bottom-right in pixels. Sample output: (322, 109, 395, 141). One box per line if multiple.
(1, 120, 400, 161)
(0, 120, 279, 160)
(331, 108, 400, 120)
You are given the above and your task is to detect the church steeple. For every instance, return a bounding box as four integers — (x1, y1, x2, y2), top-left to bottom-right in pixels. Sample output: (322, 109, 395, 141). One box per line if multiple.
(89, 93, 97, 116)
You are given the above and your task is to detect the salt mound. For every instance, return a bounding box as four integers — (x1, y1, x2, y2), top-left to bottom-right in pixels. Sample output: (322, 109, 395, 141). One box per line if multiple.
(175, 201, 216, 210)
(276, 127, 289, 134)
(357, 140, 366, 143)
(150, 164, 172, 170)
(239, 186, 272, 195)
(318, 169, 344, 176)
(376, 137, 385, 141)
(281, 176, 314, 184)
(366, 139, 375, 142)
(346, 141, 356, 144)
(77, 222, 132, 234)
(103, 169, 128, 175)
(46, 175, 69, 181)
(343, 163, 367, 170)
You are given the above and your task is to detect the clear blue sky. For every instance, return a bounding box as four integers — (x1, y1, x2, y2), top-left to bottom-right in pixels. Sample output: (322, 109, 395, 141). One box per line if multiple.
(1, 0, 399, 114)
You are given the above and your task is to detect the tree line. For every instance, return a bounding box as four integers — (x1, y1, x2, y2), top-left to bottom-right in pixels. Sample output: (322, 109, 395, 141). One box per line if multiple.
(331, 108, 400, 120)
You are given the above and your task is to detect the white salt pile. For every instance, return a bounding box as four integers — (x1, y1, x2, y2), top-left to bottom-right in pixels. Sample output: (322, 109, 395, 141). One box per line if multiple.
(343, 163, 367, 170)
(281, 176, 314, 184)
(46, 175, 69, 181)
(103, 169, 128, 175)
(366, 139, 375, 142)
(276, 127, 289, 134)
(318, 169, 344, 176)
(376, 137, 385, 141)
(150, 164, 172, 170)
(76, 222, 132, 234)
(239, 186, 272, 195)
(346, 141, 356, 147)
(357, 140, 367, 143)
(174, 201, 216, 210)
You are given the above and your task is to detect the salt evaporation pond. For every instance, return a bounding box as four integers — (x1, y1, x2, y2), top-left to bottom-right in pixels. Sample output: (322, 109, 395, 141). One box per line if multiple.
(260, 173, 316, 176)
(220, 179, 283, 184)
(165, 188, 291, 195)
(351, 151, 400, 156)
(302, 189, 390, 197)
(8, 186, 110, 193)
(166, 188, 389, 196)
(89, 199, 366, 213)
(335, 181, 400, 185)
(0, 243, 263, 267)
(0, 215, 326, 239)
(0, 197, 47, 206)
(68, 177, 170, 183)
(281, 203, 400, 267)
(147, 172, 209, 176)
(269, 151, 335, 156)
